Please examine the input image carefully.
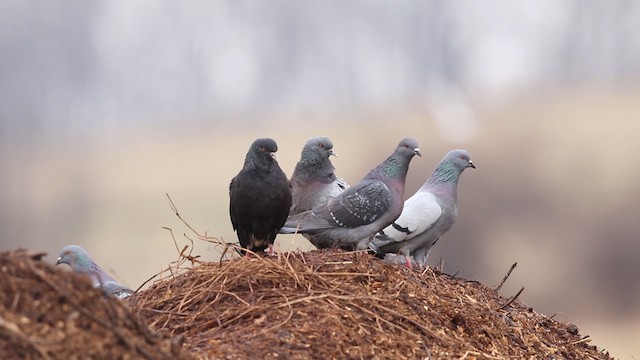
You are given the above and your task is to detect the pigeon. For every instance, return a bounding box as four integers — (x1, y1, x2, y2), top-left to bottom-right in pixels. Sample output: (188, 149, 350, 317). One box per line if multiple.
(289, 136, 349, 216)
(56, 245, 134, 299)
(229, 138, 292, 255)
(369, 149, 475, 268)
(280, 137, 421, 250)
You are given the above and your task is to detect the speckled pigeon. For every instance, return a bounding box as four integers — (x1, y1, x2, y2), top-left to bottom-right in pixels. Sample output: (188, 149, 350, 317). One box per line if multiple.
(56, 245, 134, 299)
(369, 149, 475, 268)
(229, 138, 292, 255)
(280, 137, 421, 250)
(289, 136, 349, 216)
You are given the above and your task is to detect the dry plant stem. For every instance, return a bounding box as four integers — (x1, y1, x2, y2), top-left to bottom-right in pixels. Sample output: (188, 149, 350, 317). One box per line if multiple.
(458, 350, 503, 360)
(564, 336, 592, 346)
(500, 286, 525, 310)
(495, 262, 518, 291)
(166, 193, 203, 238)
(166, 192, 229, 252)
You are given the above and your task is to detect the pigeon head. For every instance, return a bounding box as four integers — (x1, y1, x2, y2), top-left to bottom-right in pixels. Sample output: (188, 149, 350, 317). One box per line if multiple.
(300, 136, 336, 163)
(56, 245, 96, 273)
(397, 137, 422, 158)
(252, 138, 278, 158)
(427, 149, 475, 185)
(446, 149, 475, 171)
(252, 138, 278, 159)
(374, 137, 421, 179)
(307, 136, 336, 157)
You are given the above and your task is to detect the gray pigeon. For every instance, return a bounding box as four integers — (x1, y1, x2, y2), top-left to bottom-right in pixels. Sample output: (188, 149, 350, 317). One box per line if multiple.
(369, 149, 475, 268)
(280, 137, 421, 250)
(289, 136, 349, 216)
(229, 138, 292, 255)
(56, 245, 134, 299)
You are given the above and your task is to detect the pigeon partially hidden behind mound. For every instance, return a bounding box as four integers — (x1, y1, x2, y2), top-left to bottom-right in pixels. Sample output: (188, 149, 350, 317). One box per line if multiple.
(281, 137, 421, 250)
(56, 245, 134, 299)
(289, 136, 349, 216)
(369, 149, 475, 268)
(229, 138, 292, 255)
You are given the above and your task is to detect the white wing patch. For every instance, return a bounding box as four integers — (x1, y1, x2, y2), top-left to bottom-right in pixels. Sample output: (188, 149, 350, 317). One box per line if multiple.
(381, 191, 443, 242)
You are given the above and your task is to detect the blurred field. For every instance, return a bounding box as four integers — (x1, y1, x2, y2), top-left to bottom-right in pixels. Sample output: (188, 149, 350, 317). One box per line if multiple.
(1, 88, 639, 357)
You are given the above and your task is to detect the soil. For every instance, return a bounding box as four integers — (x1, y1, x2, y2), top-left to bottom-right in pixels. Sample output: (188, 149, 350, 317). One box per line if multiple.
(1, 248, 613, 359)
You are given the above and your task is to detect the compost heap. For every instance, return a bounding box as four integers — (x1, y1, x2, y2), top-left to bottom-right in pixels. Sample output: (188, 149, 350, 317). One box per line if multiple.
(0, 249, 192, 360)
(129, 249, 612, 359)
(0, 246, 614, 359)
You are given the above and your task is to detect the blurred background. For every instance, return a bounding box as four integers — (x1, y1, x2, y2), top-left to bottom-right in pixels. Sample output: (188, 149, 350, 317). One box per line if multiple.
(1, 1, 639, 357)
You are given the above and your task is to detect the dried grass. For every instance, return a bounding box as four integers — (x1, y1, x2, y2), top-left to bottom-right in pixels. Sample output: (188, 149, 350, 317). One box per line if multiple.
(130, 238, 612, 359)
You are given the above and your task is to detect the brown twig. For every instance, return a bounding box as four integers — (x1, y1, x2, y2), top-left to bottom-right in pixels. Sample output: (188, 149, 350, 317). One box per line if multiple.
(495, 262, 517, 291)
(500, 286, 525, 310)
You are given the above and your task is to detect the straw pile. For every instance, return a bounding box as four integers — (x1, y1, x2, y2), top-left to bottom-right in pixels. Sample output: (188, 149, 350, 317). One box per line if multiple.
(0, 249, 193, 360)
(130, 248, 612, 359)
(0, 196, 615, 359)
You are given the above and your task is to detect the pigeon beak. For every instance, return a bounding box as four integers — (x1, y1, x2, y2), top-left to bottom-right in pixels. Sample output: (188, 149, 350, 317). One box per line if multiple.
(330, 149, 338, 157)
(414, 148, 422, 157)
(469, 160, 476, 169)
(269, 152, 277, 159)
(56, 257, 62, 265)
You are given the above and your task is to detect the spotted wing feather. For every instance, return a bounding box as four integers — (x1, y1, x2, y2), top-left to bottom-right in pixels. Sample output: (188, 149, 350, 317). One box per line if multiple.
(315, 179, 391, 228)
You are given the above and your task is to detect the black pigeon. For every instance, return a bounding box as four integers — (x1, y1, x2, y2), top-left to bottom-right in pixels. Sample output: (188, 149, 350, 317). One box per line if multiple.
(229, 138, 292, 254)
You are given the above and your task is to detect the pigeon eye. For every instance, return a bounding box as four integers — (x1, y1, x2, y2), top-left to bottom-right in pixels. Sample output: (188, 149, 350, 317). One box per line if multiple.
(319, 144, 324, 148)
(459, 155, 465, 160)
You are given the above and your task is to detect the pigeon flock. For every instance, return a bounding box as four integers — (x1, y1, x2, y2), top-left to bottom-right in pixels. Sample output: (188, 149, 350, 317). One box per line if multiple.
(55, 135, 475, 298)
(281, 137, 421, 250)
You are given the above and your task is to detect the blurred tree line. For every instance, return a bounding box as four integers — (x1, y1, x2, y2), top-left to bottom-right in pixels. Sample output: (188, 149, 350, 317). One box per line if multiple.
(0, 1, 639, 138)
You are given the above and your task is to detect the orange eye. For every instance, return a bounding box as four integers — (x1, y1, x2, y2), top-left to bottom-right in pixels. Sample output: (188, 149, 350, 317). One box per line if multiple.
(459, 155, 465, 160)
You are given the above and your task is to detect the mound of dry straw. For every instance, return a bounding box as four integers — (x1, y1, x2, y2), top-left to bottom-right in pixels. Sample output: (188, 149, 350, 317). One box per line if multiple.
(130, 245, 612, 359)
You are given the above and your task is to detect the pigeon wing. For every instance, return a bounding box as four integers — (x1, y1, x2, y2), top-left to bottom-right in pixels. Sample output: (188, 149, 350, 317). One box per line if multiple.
(319, 179, 391, 228)
(379, 191, 443, 242)
(101, 281, 134, 299)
